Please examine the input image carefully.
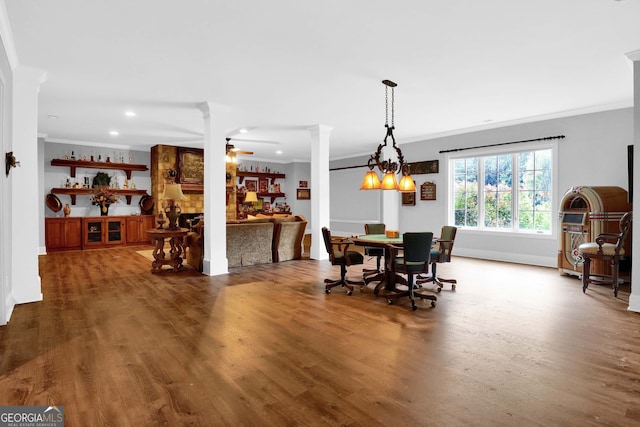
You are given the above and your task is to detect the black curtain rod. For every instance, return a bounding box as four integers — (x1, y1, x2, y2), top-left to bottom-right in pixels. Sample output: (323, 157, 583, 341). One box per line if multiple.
(439, 135, 565, 154)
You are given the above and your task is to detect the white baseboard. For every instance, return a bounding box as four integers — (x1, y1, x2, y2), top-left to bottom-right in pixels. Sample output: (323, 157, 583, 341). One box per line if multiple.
(454, 248, 556, 268)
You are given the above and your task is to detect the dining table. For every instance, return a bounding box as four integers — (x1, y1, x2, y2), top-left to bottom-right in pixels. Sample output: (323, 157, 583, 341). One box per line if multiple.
(351, 234, 407, 293)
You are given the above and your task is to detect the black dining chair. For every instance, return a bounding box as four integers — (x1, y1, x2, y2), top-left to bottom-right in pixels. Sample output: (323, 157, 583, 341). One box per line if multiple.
(321, 227, 365, 295)
(362, 223, 386, 291)
(416, 225, 458, 291)
(386, 232, 437, 310)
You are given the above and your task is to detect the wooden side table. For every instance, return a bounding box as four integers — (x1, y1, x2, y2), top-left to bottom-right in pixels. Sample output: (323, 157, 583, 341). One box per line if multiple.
(146, 228, 189, 273)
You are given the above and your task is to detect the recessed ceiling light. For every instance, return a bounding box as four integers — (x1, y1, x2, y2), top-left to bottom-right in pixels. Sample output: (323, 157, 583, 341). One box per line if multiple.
(48, 114, 58, 119)
(109, 131, 119, 136)
(125, 111, 136, 117)
(239, 128, 248, 134)
(276, 150, 283, 155)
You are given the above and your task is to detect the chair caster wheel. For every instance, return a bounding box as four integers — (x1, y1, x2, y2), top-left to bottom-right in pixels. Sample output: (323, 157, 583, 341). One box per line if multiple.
(387, 299, 393, 305)
(431, 301, 436, 307)
(436, 287, 442, 293)
(412, 305, 417, 311)
(325, 288, 331, 294)
(451, 284, 456, 291)
(347, 290, 353, 296)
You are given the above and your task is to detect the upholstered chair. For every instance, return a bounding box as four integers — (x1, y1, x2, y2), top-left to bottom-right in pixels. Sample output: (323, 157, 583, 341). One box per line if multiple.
(578, 212, 631, 297)
(321, 227, 365, 295)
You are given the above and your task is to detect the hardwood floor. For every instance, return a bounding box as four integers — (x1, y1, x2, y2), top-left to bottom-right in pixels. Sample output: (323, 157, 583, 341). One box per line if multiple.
(1, 246, 640, 426)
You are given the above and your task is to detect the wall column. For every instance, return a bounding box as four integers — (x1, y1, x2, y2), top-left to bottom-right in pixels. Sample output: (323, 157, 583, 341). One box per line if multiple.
(11, 65, 46, 304)
(309, 124, 332, 260)
(627, 49, 640, 313)
(199, 102, 228, 276)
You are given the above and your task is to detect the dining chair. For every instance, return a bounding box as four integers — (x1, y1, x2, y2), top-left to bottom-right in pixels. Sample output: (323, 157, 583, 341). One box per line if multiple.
(321, 227, 365, 295)
(362, 223, 386, 292)
(578, 212, 631, 297)
(417, 225, 458, 291)
(387, 232, 436, 310)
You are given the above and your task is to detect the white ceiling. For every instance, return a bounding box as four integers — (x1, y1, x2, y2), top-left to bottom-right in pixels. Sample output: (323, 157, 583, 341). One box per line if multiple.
(4, 0, 640, 162)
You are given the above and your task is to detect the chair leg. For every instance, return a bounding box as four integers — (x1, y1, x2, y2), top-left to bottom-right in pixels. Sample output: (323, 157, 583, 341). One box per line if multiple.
(386, 273, 436, 309)
(582, 258, 591, 293)
(417, 263, 458, 291)
(325, 264, 365, 296)
(612, 260, 620, 298)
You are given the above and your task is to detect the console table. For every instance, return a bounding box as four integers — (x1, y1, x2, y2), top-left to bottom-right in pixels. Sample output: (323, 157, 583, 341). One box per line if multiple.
(146, 228, 188, 273)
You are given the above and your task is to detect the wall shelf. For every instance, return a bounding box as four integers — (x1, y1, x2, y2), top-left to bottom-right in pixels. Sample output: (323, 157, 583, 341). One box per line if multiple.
(51, 158, 149, 180)
(236, 170, 285, 185)
(50, 188, 148, 205)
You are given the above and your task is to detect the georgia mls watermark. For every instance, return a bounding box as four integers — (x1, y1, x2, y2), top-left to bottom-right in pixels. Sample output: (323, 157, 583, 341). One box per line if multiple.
(0, 406, 64, 427)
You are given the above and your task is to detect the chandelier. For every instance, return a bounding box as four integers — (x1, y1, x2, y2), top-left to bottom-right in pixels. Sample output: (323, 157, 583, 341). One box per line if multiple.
(360, 80, 415, 192)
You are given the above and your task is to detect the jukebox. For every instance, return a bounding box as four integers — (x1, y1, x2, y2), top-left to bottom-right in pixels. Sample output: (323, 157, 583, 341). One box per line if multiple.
(558, 186, 631, 278)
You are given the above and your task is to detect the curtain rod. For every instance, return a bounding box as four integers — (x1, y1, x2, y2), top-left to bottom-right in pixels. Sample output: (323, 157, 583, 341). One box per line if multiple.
(439, 135, 565, 154)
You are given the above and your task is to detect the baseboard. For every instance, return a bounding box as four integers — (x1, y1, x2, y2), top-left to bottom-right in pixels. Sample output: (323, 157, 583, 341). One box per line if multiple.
(454, 248, 556, 268)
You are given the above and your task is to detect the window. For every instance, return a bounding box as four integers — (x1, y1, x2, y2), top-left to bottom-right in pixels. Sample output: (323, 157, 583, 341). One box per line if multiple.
(450, 146, 553, 234)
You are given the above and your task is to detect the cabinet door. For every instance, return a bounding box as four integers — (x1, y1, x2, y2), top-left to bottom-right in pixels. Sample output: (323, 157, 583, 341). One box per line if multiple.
(64, 218, 83, 249)
(105, 219, 125, 245)
(126, 216, 155, 244)
(45, 218, 82, 251)
(83, 219, 104, 248)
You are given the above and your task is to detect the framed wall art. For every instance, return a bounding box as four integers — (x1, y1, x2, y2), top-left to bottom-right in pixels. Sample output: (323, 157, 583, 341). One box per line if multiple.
(245, 179, 257, 192)
(177, 147, 205, 185)
(297, 188, 311, 200)
(401, 191, 416, 206)
(420, 182, 436, 200)
(259, 178, 269, 193)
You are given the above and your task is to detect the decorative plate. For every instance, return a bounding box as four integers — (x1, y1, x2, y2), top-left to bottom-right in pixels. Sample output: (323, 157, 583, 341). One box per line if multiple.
(139, 195, 154, 214)
(46, 193, 62, 212)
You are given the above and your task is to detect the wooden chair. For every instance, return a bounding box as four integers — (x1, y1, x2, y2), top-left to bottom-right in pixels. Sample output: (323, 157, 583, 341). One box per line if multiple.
(578, 212, 632, 297)
(387, 232, 437, 310)
(321, 227, 365, 295)
(362, 223, 386, 290)
(417, 225, 458, 291)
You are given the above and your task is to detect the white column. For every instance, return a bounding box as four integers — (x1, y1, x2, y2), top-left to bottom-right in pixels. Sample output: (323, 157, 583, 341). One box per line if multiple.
(627, 49, 640, 313)
(11, 65, 46, 304)
(309, 124, 332, 260)
(199, 102, 228, 275)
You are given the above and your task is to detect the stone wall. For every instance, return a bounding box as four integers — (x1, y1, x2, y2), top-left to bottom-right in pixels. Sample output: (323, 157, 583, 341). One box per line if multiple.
(151, 144, 237, 221)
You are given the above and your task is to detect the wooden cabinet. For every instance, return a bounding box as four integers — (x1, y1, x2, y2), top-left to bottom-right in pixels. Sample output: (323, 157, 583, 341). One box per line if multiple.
(126, 215, 156, 244)
(83, 217, 126, 249)
(45, 218, 83, 252)
(45, 215, 157, 251)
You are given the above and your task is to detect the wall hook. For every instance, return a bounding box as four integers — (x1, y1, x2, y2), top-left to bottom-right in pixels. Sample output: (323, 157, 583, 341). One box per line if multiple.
(5, 151, 20, 176)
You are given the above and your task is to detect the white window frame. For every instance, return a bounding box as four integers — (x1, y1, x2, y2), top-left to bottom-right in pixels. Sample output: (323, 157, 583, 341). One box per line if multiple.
(445, 140, 559, 239)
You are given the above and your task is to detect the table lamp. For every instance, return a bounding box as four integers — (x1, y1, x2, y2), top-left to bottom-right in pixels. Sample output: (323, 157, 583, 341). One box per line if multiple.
(244, 191, 258, 215)
(163, 183, 186, 229)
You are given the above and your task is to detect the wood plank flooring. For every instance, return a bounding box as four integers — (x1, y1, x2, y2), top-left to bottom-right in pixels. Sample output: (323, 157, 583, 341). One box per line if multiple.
(1, 246, 640, 426)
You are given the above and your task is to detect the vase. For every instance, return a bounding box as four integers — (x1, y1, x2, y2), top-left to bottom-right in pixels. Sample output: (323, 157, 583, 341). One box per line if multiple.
(63, 203, 71, 217)
(100, 203, 109, 216)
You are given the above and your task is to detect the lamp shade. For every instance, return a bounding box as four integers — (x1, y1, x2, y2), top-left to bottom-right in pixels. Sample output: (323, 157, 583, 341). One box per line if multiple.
(398, 175, 416, 193)
(380, 172, 399, 190)
(360, 170, 382, 190)
(162, 183, 186, 200)
(244, 191, 258, 202)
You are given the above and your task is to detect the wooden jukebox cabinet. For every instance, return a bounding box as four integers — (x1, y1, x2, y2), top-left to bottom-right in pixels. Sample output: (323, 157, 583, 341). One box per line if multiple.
(558, 186, 632, 278)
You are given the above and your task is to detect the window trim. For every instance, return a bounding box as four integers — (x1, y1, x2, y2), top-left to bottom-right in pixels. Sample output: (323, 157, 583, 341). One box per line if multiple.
(445, 140, 559, 239)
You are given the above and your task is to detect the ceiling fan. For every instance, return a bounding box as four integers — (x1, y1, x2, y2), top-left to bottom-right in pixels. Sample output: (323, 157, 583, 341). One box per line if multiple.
(226, 138, 253, 155)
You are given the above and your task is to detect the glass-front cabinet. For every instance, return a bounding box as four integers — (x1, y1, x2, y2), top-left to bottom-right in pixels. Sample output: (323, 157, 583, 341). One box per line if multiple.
(82, 217, 126, 248)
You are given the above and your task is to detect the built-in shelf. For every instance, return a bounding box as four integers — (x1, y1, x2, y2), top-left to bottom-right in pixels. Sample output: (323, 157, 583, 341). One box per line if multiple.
(51, 158, 149, 180)
(236, 171, 286, 185)
(50, 188, 148, 205)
